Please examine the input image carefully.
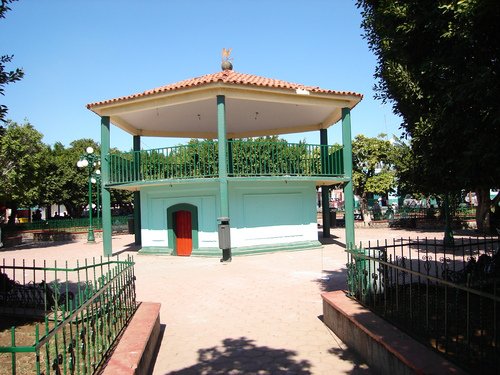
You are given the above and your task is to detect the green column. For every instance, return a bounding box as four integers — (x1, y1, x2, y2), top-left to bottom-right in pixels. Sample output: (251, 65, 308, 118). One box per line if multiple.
(342, 108, 355, 249)
(101, 116, 112, 257)
(217, 95, 229, 218)
(320, 129, 330, 237)
(228, 138, 234, 176)
(133, 135, 142, 246)
(217, 95, 231, 261)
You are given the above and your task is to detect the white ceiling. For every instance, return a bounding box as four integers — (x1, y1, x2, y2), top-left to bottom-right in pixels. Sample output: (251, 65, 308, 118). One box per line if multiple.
(117, 97, 335, 138)
(89, 83, 361, 139)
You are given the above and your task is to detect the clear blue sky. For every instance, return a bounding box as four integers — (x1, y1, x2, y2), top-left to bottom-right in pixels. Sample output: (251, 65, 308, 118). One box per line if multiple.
(1, 0, 401, 151)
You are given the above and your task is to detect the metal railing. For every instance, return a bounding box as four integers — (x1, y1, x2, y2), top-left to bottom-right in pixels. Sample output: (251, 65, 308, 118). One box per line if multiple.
(228, 140, 343, 177)
(0, 256, 136, 375)
(346, 236, 500, 373)
(12, 216, 130, 233)
(109, 141, 344, 184)
(347, 206, 477, 222)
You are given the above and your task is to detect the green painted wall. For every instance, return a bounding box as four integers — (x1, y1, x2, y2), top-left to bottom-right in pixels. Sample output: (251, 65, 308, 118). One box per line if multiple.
(140, 182, 218, 251)
(228, 180, 317, 248)
(139, 179, 319, 255)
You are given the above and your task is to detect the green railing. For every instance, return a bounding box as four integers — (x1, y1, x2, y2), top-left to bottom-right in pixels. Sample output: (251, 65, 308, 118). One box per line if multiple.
(13, 216, 130, 232)
(346, 237, 500, 373)
(228, 140, 344, 177)
(356, 206, 477, 222)
(109, 141, 344, 184)
(0, 256, 136, 374)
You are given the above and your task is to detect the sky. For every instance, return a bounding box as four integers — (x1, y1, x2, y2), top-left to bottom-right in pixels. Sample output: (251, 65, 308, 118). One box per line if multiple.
(1, 0, 402, 152)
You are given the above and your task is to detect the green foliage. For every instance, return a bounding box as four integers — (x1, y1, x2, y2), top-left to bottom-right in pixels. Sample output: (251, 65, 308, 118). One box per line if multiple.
(357, 0, 500, 194)
(0, 120, 48, 207)
(352, 134, 396, 200)
(42, 139, 100, 217)
(133, 136, 337, 179)
(44, 140, 132, 217)
(0, 0, 23, 123)
(231, 136, 310, 176)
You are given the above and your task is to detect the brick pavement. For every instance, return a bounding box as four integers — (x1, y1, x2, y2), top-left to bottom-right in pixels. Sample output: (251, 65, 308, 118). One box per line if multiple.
(1, 227, 450, 374)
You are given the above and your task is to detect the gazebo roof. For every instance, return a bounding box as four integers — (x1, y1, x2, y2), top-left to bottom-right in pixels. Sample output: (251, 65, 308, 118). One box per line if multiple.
(87, 69, 363, 139)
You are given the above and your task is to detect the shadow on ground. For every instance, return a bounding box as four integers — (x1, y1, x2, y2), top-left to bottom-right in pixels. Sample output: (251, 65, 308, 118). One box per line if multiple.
(317, 232, 346, 248)
(165, 337, 312, 375)
(315, 268, 348, 292)
(113, 242, 141, 256)
(328, 347, 372, 374)
(0, 240, 76, 251)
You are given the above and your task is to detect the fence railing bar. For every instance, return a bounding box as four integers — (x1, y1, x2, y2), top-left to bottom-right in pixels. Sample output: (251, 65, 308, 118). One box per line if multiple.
(348, 250, 500, 301)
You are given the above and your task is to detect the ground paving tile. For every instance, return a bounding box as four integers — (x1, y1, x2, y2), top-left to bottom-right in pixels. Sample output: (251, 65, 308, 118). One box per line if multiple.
(0, 227, 456, 374)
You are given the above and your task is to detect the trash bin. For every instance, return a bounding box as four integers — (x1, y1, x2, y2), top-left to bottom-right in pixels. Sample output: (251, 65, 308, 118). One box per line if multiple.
(217, 217, 231, 262)
(329, 208, 337, 228)
(127, 215, 135, 234)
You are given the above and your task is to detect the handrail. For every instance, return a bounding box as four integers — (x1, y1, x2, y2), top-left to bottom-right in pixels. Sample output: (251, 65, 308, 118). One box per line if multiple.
(0, 256, 137, 374)
(109, 141, 345, 184)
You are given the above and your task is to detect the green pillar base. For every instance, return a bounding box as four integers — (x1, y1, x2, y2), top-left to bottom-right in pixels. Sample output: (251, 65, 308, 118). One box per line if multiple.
(87, 228, 95, 243)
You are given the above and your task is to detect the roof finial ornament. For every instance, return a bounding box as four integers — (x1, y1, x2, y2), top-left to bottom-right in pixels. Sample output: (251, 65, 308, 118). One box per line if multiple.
(221, 48, 233, 71)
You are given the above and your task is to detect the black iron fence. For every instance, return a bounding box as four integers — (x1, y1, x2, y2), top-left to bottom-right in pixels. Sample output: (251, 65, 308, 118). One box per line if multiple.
(346, 236, 500, 373)
(366, 206, 476, 222)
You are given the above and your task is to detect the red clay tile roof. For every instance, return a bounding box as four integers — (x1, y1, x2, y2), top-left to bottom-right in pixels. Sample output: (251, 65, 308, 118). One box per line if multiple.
(87, 70, 363, 108)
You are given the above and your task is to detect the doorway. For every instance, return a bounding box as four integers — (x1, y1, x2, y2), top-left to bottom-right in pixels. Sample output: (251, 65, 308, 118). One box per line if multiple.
(174, 210, 192, 256)
(167, 203, 198, 256)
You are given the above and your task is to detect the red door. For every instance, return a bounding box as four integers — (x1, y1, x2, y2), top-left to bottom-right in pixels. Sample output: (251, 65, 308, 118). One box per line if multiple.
(174, 210, 192, 256)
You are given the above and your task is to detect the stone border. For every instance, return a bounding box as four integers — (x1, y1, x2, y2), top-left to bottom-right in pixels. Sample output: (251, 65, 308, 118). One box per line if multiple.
(100, 302, 161, 375)
(322, 290, 466, 375)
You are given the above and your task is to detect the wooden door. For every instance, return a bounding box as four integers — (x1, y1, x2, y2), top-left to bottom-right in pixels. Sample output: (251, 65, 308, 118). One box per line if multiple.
(174, 210, 192, 256)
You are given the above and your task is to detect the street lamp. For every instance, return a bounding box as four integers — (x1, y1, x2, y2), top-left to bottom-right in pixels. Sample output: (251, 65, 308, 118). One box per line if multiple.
(77, 147, 101, 243)
(91, 169, 101, 229)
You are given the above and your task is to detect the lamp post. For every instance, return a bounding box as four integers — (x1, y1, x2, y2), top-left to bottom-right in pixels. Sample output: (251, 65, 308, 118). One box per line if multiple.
(91, 170, 101, 229)
(77, 147, 101, 243)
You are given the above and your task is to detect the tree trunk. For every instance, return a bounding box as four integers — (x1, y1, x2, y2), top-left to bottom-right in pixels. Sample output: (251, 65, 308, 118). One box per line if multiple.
(476, 187, 492, 233)
(63, 202, 81, 219)
(361, 193, 371, 225)
(7, 202, 17, 228)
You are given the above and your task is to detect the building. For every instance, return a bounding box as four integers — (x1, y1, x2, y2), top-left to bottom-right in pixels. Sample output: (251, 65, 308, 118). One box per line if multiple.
(87, 63, 362, 258)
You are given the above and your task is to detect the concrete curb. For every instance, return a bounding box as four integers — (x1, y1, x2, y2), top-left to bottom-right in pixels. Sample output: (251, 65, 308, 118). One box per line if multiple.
(322, 290, 467, 375)
(101, 301, 161, 375)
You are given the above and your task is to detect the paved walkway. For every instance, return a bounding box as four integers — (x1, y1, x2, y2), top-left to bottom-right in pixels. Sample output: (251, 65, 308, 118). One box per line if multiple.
(1, 227, 450, 374)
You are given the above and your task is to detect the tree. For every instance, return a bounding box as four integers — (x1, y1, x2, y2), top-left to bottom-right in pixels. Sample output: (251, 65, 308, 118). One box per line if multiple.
(166, 137, 314, 178)
(41, 139, 99, 218)
(352, 134, 397, 222)
(43, 139, 133, 218)
(0, 120, 48, 224)
(0, 0, 24, 124)
(357, 0, 500, 232)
